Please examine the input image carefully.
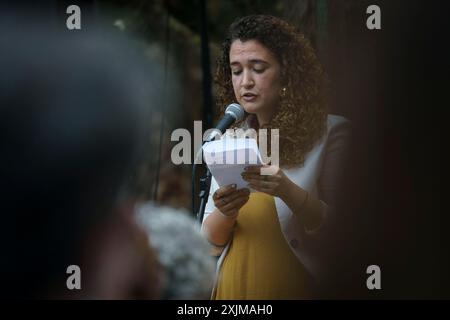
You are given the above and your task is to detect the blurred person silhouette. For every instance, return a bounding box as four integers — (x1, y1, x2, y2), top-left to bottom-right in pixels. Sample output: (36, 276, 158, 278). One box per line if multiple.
(136, 203, 216, 299)
(0, 10, 164, 299)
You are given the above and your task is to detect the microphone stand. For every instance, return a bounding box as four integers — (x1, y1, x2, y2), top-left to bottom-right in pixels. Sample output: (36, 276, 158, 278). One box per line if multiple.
(196, 164, 212, 225)
(194, 137, 215, 225)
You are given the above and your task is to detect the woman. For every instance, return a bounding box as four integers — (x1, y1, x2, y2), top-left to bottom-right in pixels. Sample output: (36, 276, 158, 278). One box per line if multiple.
(201, 15, 350, 299)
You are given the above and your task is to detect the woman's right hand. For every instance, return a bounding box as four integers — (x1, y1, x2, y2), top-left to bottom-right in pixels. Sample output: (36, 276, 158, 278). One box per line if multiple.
(213, 184, 250, 217)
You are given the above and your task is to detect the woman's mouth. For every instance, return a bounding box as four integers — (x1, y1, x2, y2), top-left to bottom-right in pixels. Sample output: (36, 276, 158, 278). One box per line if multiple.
(242, 93, 257, 102)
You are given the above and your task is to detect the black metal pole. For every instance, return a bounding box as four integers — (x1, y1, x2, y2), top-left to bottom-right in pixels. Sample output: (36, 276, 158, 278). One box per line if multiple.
(194, 0, 214, 224)
(199, 0, 213, 129)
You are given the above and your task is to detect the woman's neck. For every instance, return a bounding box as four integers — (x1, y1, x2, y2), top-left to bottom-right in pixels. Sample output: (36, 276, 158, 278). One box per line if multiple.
(256, 111, 274, 128)
(255, 103, 278, 127)
(246, 114, 259, 130)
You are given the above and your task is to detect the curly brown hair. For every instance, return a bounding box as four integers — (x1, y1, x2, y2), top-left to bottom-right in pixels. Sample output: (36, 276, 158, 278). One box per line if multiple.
(215, 15, 328, 168)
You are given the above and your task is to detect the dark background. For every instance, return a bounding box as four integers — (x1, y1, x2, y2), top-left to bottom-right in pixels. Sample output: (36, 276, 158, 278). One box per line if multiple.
(2, 0, 449, 298)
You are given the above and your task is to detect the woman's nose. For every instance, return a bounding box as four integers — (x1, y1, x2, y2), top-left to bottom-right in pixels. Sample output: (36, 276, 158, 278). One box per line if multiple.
(241, 70, 254, 88)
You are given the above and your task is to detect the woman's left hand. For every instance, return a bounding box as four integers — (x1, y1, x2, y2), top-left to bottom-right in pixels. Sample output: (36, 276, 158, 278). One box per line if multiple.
(241, 164, 291, 199)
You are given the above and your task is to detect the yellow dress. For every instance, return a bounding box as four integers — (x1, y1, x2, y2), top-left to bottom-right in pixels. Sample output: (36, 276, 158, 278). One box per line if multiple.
(214, 192, 311, 300)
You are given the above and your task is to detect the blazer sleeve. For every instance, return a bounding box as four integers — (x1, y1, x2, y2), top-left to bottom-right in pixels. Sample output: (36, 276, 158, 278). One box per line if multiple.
(291, 117, 352, 283)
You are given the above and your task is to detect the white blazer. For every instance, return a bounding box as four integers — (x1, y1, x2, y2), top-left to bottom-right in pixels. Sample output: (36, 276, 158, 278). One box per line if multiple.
(202, 114, 350, 286)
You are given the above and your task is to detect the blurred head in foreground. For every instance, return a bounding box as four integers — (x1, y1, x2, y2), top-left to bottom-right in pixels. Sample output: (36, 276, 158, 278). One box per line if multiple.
(136, 203, 216, 299)
(0, 13, 162, 298)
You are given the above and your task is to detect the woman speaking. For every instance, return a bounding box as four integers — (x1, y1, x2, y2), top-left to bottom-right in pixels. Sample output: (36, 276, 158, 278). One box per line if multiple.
(202, 15, 350, 299)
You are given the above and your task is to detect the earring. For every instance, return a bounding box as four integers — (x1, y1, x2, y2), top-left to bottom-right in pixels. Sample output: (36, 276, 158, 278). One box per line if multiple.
(280, 87, 287, 97)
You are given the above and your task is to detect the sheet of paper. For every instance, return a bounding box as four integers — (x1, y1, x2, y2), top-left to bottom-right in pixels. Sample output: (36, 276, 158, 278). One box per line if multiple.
(203, 138, 262, 190)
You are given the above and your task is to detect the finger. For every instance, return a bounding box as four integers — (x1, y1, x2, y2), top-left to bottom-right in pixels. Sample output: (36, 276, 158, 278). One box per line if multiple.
(246, 178, 276, 189)
(222, 188, 250, 203)
(214, 184, 237, 199)
(221, 191, 250, 209)
(243, 165, 262, 174)
(221, 194, 250, 213)
(241, 172, 260, 179)
(256, 186, 274, 194)
(215, 188, 249, 207)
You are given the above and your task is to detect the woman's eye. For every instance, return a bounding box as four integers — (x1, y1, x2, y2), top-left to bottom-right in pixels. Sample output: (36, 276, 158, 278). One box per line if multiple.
(232, 70, 242, 75)
(254, 68, 265, 73)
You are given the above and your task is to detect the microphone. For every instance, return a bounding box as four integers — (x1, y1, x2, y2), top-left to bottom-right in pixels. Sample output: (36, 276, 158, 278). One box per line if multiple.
(206, 103, 245, 142)
(193, 103, 245, 221)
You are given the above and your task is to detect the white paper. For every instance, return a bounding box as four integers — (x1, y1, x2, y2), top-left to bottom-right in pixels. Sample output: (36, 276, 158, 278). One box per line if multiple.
(202, 138, 263, 190)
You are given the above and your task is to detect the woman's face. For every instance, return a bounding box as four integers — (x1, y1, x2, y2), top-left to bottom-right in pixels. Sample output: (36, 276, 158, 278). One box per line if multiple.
(229, 39, 282, 124)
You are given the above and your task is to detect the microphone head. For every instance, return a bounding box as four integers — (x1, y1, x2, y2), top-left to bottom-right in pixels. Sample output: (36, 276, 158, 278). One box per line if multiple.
(225, 103, 245, 122)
